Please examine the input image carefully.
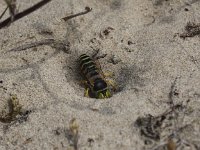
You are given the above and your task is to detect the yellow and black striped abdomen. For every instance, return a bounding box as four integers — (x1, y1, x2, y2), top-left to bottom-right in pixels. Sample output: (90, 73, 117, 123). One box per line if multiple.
(79, 54, 101, 84)
(79, 54, 112, 99)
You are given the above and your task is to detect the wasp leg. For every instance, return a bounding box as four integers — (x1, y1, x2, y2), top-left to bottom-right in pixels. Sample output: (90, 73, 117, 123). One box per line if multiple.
(106, 79, 118, 91)
(79, 80, 91, 97)
(103, 72, 114, 78)
(93, 59, 113, 79)
(84, 88, 90, 97)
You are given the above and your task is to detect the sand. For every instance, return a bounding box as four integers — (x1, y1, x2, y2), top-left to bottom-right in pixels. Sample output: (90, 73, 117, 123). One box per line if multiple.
(0, 0, 200, 149)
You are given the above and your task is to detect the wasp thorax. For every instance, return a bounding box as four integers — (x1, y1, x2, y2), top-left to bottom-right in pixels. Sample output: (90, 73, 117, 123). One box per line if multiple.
(93, 79, 107, 91)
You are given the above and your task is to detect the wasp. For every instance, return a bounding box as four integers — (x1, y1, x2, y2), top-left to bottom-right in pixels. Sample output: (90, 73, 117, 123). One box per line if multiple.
(79, 54, 116, 99)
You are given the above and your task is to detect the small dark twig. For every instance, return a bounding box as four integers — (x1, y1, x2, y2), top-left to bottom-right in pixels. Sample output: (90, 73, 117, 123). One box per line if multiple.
(0, 0, 52, 29)
(169, 78, 178, 108)
(180, 22, 200, 38)
(0, 95, 22, 123)
(62, 6, 92, 21)
(0, 6, 8, 20)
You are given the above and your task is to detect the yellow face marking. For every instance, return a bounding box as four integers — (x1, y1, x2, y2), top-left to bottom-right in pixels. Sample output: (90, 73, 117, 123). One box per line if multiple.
(105, 90, 111, 98)
(84, 88, 90, 97)
(98, 93, 104, 99)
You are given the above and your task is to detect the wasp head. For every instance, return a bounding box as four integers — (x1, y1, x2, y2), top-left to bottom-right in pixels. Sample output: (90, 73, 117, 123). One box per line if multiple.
(93, 79, 112, 99)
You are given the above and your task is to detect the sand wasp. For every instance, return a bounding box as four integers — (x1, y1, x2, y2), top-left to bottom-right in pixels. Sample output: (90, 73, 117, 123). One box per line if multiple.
(79, 54, 116, 99)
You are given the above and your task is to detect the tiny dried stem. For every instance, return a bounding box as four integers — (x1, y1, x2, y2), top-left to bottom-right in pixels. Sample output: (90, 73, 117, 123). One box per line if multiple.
(62, 6, 92, 21)
(4, 0, 17, 21)
(0, 6, 8, 20)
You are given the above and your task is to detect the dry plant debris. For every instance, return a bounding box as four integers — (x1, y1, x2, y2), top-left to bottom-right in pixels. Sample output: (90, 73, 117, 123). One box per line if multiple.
(0, 0, 52, 29)
(99, 27, 114, 39)
(65, 118, 79, 150)
(134, 78, 198, 150)
(135, 114, 166, 141)
(167, 138, 176, 150)
(180, 22, 200, 38)
(0, 94, 22, 123)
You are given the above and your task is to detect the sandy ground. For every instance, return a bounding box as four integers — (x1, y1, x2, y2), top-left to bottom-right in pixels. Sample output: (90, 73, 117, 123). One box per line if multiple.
(0, 0, 200, 149)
